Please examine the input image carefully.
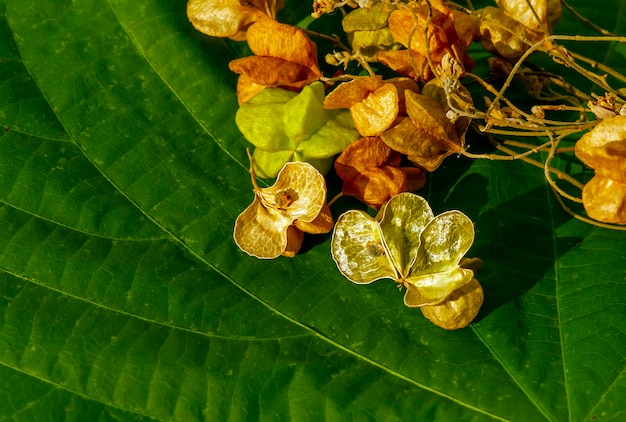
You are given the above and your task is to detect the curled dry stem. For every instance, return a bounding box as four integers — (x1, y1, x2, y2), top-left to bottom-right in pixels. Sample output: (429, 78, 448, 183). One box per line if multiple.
(464, 131, 585, 194)
(462, 73, 585, 129)
(327, 191, 344, 207)
(548, 35, 626, 96)
(422, 0, 440, 79)
(551, 189, 626, 231)
(301, 28, 352, 52)
(568, 50, 626, 85)
(543, 133, 584, 203)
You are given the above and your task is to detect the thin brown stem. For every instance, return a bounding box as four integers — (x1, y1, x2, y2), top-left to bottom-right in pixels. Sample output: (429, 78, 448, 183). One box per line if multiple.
(548, 35, 626, 96)
(476, 133, 586, 191)
(422, 0, 440, 79)
(568, 50, 626, 84)
(246, 148, 261, 191)
(301, 28, 351, 52)
(560, 0, 617, 37)
(327, 191, 344, 207)
(543, 135, 584, 202)
(551, 189, 626, 230)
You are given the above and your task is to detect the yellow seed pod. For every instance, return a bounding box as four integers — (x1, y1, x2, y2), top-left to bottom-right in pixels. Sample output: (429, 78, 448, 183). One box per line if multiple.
(575, 116, 626, 184)
(331, 193, 476, 306)
(420, 278, 484, 330)
(495, 0, 562, 33)
(476, 7, 545, 60)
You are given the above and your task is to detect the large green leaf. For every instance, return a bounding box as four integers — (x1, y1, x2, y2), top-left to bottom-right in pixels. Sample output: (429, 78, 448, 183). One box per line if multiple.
(1, 0, 625, 420)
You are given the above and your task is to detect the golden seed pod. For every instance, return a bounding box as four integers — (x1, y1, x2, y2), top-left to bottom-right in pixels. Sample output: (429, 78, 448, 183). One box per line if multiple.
(420, 278, 484, 330)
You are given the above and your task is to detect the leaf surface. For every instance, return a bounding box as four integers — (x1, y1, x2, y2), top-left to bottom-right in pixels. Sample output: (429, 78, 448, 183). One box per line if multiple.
(1, 0, 626, 420)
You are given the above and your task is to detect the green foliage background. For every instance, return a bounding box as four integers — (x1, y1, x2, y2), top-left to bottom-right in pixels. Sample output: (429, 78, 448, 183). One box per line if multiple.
(1, 0, 625, 420)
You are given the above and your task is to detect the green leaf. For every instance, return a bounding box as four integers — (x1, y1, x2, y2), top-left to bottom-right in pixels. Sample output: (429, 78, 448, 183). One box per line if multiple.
(1, 0, 626, 421)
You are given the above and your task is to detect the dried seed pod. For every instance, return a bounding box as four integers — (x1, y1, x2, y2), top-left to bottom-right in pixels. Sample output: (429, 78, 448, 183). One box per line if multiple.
(380, 0, 472, 80)
(234, 160, 333, 259)
(324, 76, 401, 137)
(236, 82, 358, 178)
(575, 116, 626, 183)
(581, 176, 626, 224)
(476, 7, 545, 60)
(420, 278, 484, 330)
(228, 19, 321, 103)
(187, 0, 283, 41)
(575, 116, 626, 224)
(331, 193, 476, 306)
(334, 136, 425, 209)
(495, 0, 562, 33)
(421, 74, 473, 142)
(342, 2, 400, 59)
(380, 90, 462, 171)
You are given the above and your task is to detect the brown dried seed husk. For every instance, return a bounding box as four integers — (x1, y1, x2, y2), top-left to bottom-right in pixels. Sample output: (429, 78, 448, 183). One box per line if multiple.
(334, 136, 425, 209)
(421, 78, 473, 142)
(380, 118, 451, 172)
(294, 203, 334, 234)
(452, 10, 477, 48)
(282, 225, 305, 257)
(495, 0, 562, 33)
(350, 83, 400, 136)
(233, 198, 291, 259)
(581, 176, 626, 224)
(477, 7, 545, 60)
(335, 136, 397, 176)
(405, 90, 460, 145)
(387, 0, 458, 59)
(376, 49, 427, 80)
(229, 56, 319, 89)
(187, 0, 268, 41)
(234, 74, 267, 105)
(349, 166, 425, 210)
(386, 77, 420, 115)
(380, 91, 461, 171)
(420, 278, 484, 330)
(247, 19, 320, 73)
(323, 76, 383, 110)
(574, 116, 626, 183)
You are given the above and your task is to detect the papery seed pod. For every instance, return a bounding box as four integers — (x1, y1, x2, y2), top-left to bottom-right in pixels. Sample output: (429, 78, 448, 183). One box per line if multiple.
(187, 0, 283, 41)
(495, 0, 562, 33)
(575, 116, 626, 184)
(476, 7, 545, 60)
(420, 278, 484, 330)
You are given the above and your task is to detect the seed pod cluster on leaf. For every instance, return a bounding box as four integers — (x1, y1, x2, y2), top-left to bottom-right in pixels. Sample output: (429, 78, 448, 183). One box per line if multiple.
(234, 160, 334, 259)
(331, 193, 482, 327)
(574, 116, 626, 224)
(186, 0, 626, 329)
(236, 82, 359, 178)
(324, 73, 468, 172)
